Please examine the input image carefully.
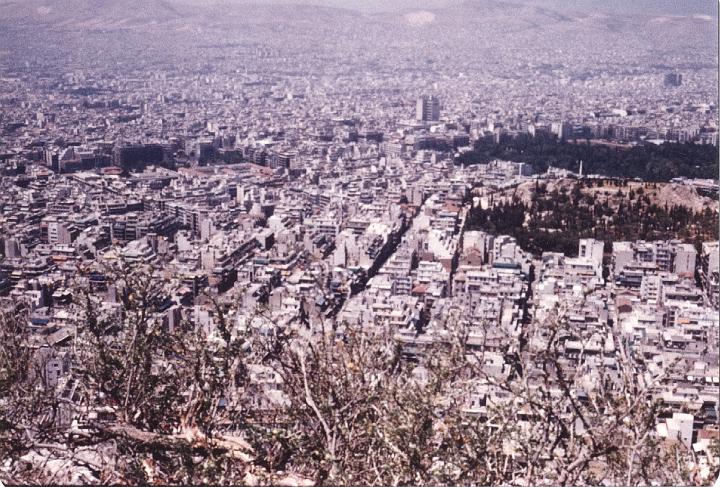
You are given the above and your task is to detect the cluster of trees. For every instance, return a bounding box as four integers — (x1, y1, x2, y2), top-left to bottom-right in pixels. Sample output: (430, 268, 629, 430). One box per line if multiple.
(466, 182, 718, 256)
(456, 133, 719, 181)
(1, 262, 717, 484)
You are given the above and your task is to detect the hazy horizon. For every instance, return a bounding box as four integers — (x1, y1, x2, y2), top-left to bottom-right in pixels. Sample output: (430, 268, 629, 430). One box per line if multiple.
(178, 0, 719, 16)
(0, 0, 716, 17)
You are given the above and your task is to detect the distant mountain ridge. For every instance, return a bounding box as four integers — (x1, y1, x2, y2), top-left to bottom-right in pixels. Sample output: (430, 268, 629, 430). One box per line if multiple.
(1, 0, 716, 26)
(0, 0, 370, 29)
(0, 0, 185, 28)
(0, 0, 715, 58)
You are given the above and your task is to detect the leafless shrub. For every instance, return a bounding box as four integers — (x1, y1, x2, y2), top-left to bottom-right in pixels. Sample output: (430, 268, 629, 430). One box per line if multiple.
(0, 264, 713, 485)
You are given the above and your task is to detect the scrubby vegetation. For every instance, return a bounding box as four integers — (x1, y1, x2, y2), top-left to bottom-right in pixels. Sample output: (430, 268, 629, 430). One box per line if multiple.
(466, 179, 718, 256)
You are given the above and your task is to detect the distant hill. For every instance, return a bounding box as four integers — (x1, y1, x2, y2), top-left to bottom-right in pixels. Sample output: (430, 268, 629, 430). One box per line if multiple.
(0, 0, 715, 62)
(0, 0, 186, 27)
(0, 0, 362, 28)
(1, 0, 715, 32)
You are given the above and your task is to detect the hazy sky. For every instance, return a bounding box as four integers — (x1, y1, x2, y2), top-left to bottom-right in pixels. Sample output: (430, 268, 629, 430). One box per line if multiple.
(178, 0, 718, 16)
(0, 0, 714, 17)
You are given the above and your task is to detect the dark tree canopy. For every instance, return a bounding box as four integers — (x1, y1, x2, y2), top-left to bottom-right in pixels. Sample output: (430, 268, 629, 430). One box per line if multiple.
(457, 134, 719, 182)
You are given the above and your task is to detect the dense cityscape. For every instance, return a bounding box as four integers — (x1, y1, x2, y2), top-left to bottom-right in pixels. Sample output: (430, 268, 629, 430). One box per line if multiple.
(0, 0, 718, 484)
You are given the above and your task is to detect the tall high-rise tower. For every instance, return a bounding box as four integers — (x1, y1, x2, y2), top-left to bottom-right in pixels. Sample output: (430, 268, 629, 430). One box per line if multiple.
(416, 95, 440, 122)
(663, 73, 682, 87)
